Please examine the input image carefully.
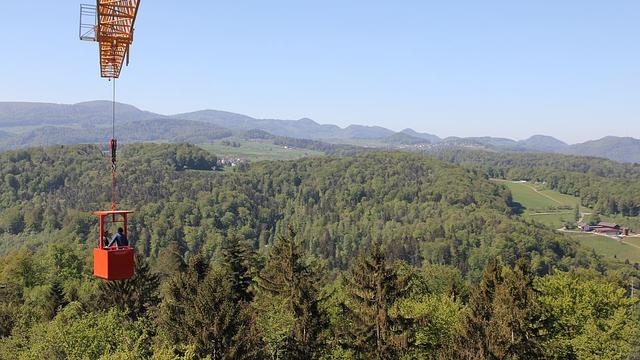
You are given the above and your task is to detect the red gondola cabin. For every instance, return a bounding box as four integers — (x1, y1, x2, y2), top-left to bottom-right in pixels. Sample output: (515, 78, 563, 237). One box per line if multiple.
(93, 210, 135, 280)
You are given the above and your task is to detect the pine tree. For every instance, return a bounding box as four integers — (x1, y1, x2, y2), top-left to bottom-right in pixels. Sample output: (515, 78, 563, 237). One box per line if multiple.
(190, 268, 259, 359)
(157, 254, 209, 345)
(489, 259, 543, 358)
(158, 254, 261, 359)
(257, 225, 328, 359)
(154, 241, 186, 278)
(221, 233, 254, 303)
(343, 245, 410, 359)
(457, 257, 543, 359)
(458, 257, 502, 359)
(46, 279, 68, 319)
(98, 254, 160, 321)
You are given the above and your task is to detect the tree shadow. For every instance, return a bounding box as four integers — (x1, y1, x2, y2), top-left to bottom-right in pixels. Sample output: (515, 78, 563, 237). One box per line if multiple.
(510, 201, 525, 215)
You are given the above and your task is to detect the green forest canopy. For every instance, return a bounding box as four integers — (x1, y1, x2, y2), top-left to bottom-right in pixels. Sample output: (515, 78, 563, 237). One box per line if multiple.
(427, 148, 640, 217)
(0, 143, 638, 359)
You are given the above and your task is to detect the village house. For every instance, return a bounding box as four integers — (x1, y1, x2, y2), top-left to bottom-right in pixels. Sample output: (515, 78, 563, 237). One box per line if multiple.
(589, 222, 630, 236)
(216, 157, 248, 168)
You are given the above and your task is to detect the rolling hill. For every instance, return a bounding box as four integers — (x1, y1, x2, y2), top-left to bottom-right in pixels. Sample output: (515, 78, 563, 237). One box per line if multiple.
(1, 101, 639, 163)
(519, 135, 569, 153)
(173, 110, 396, 139)
(381, 132, 431, 145)
(0, 101, 160, 127)
(0, 119, 232, 151)
(399, 128, 441, 144)
(564, 136, 640, 164)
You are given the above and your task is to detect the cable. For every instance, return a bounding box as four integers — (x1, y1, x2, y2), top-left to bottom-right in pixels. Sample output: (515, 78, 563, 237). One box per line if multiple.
(110, 78, 117, 211)
(112, 78, 116, 139)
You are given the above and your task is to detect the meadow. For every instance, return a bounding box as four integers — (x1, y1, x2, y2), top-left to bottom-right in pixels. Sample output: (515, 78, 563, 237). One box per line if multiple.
(199, 139, 324, 162)
(570, 233, 640, 264)
(494, 179, 640, 264)
(493, 179, 581, 228)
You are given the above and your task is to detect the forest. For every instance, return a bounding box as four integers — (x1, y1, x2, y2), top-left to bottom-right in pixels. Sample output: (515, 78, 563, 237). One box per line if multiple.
(0, 143, 638, 359)
(427, 148, 640, 217)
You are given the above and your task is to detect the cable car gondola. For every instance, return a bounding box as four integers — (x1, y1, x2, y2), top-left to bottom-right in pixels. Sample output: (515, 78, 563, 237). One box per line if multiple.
(93, 210, 134, 280)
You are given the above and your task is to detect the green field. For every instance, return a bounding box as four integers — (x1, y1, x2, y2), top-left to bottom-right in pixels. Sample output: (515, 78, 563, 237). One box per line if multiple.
(623, 236, 640, 249)
(493, 179, 582, 228)
(495, 180, 640, 230)
(199, 139, 324, 162)
(569, 233, 640, 263)
(494, 179, 640, 263)
(538, 190, 590, 212)
(526, 212, 575, 229)
(502, 180, 566, 211)
(493, 179, 580, 211)
(323, 138, 388, 147)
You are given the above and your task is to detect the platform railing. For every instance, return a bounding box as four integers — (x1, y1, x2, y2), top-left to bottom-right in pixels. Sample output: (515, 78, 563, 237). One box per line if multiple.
(79, 4, 97, 41)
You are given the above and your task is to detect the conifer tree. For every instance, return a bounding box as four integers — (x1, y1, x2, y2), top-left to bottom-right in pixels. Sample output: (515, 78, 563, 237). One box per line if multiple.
(98, 254, 160, 321)
(459, 257, 502, 359)
(457, 257, 543, 359)
(158, 254, 209, 344)
(343, 245, 410, 359)
(490, 259, 543, 358)
(154, 242, 186, 278)
(46, 279, 68, 320)
(257, 225, 328, 359)
(189, 268, 258, 359)
(158, 254, 261, 359)
(221, 233, 254, 303)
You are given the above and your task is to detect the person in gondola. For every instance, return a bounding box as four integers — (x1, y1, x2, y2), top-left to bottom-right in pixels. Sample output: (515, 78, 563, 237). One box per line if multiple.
(102, 230, 111, 248)
(108, 227, 129, 248)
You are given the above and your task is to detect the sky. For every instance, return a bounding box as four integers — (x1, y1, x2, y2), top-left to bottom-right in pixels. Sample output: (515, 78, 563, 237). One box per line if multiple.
(0, 1, 638, 143)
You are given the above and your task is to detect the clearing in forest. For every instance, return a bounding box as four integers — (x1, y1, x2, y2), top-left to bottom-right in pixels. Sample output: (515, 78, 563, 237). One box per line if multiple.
(492, 179, 582, 229)
(200, 139, 324, 162)
(494, 179, 640, 264)
(570, 233, 640, 264)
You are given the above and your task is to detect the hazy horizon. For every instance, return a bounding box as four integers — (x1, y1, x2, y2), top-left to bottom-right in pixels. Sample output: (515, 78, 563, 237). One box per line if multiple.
(1, 1, 639, 143)
(2, 98, 636, 145)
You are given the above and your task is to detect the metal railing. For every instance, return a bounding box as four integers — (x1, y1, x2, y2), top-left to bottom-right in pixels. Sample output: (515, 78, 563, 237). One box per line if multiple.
(79, 4, 97, 41)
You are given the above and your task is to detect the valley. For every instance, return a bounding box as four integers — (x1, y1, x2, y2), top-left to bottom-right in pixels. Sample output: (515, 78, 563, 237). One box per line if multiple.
(496, 178, 640, 264)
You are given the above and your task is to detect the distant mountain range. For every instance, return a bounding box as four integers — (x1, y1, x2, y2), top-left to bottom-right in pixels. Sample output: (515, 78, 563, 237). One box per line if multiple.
(0, 101, 638, 163)
(0, 119, 233, 151)
(0, 101, 159, 127)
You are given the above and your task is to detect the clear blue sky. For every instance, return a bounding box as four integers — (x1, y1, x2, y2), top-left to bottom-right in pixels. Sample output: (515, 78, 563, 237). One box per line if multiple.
(1, 1, 638, 143)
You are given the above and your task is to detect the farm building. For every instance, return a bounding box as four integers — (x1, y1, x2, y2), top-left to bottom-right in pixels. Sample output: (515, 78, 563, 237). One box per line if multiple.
(591, 222, 630, 236)
(578, 223, 592, 232)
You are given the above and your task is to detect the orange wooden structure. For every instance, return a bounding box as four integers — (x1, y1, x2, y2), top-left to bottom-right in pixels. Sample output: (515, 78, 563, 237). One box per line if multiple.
(80, 0, 141, 78)
(93, 210, 135, 280)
